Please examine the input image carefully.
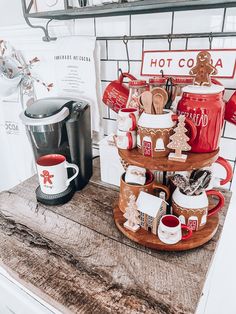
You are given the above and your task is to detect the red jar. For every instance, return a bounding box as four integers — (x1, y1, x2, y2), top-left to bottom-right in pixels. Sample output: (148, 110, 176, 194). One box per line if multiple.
(177, 85, 225, 153)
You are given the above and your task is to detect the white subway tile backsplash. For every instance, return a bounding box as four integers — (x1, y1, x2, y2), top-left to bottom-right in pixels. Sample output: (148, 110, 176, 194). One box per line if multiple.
(171, 39, 187, 50)
(219, 78, 236, 89)
(101, 81, 109, 93)
(187, 38, 210, 49)
(96, 16, 129, 37)
(224, 8, 236, 32)
(220, 137, 236, 161)
(211, 37, 236, 49)
(131, 12, 172, 36)
(144, 39, 186, 51)
(102, 104, 109, 119)
(103, 119, 117, 135)
(224, 89, 235, 102)
(174, 9, 224, 34)
(73, 18, 95, 36)
(224, 122, 236, 139)
(100, 60, 118, 81)
(101, 82, 109, 118)
(93, 147, 99, 157)
(98, 40, 107, 59)
(144, 39, 169, 51)
(108, 40, 142, 60)
(109, 108, 118, 120)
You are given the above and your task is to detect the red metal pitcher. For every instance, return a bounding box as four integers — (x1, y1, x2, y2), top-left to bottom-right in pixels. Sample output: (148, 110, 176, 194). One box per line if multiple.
(177, 85, 225, 153)
(102, 72, 136, 113)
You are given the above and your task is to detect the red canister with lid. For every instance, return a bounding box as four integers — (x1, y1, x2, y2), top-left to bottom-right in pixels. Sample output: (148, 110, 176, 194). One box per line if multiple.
(177, 85, 225, 153)
(149, 77, 168, 91)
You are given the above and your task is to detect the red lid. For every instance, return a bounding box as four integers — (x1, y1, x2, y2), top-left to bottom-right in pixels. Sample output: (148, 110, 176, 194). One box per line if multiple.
(129, 80, 147, 87)
(172, 77, 193, 85)
(149, 77, 167, 84)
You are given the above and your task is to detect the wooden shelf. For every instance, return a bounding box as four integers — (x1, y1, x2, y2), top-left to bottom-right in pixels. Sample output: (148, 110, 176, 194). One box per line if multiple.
(119, 148, 219, 172)
(24, 0, 236, 20)
(114, 205, 219, 251)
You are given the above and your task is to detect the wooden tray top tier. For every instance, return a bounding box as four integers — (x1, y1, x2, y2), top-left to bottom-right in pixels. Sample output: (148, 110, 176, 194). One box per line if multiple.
(113, 205, 219, 251)
(118, 148, 219, 171)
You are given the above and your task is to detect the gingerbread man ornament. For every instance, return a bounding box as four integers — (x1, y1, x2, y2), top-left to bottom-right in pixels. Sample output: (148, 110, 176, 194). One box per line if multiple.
(189, 51, 218, 86)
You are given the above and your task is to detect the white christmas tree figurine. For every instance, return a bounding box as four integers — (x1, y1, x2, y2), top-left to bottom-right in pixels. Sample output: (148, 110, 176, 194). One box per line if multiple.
(123, 194, 141, 232)
(167, 115, 191, 162)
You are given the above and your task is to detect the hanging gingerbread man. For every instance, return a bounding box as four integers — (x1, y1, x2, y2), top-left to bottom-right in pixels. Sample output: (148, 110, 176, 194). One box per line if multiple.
(189, 51, 218, 86)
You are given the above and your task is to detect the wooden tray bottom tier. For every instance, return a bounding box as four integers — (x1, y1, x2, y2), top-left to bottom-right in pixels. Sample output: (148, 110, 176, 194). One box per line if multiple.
(113, 205, 219, 251)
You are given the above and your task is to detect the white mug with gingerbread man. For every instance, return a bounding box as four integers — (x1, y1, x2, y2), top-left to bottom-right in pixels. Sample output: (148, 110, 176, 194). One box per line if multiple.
(36, 154, 79, 195)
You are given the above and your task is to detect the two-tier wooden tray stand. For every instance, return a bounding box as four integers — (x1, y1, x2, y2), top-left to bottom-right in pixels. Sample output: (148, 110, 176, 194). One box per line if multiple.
(113, 148, 220, 251)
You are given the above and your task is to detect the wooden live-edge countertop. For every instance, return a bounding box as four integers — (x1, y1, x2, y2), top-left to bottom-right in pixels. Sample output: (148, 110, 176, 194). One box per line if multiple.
(0, 160, 232, 314)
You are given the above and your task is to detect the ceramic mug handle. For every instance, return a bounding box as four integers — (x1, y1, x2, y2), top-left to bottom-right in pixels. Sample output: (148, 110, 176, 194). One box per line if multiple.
(153, 182, 170, 200)
(129, 112, 137, 130)
(181, 224, 193, 240)
(206, 190, 225, 217)
(65, 162, 79, 186)
(126, 132, 133, 150)
(118, 72, 136, 83)
(172, 114, 197, 145)
(215, 156, 233, 185)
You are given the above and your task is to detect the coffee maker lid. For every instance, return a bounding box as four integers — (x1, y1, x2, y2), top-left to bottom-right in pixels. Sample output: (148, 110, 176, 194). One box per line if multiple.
(20, 98, 71, 126)
(25, 97, 72, 118)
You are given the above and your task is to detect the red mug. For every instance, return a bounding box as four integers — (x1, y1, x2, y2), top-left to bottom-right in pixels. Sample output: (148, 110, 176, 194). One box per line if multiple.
(225, 91, 236, 125)
(172, 187, 225, 231)
(102, 72, 136, 113)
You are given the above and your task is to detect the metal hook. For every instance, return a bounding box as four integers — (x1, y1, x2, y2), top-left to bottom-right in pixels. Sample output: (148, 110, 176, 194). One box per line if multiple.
(123, 35, 128, 45)
(118, 67, 123, 78)
(123, 35, 130, 73)
(167, 34, 172, 50)
(24, 15, 56, 42)
(209, 32, 213, 50)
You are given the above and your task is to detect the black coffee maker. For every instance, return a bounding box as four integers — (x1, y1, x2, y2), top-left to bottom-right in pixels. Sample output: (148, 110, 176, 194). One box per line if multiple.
(20, 97, 92, 205)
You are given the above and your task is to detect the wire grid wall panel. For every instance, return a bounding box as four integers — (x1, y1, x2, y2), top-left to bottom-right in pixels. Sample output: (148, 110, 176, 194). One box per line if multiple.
(97, 8, 236, 190)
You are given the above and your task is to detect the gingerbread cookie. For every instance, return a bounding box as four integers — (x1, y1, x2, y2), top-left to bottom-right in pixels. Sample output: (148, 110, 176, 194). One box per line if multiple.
(189, 51, 218, 86)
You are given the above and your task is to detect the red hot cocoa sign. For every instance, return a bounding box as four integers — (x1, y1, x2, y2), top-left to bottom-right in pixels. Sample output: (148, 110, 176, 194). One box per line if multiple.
(141, 49, 236, 78)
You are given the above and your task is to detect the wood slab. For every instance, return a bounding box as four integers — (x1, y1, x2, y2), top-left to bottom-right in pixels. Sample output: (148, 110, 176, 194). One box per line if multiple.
(119, 148, 219, 171)
(114, 205, 219, 251)
(0, 159, 231, 314)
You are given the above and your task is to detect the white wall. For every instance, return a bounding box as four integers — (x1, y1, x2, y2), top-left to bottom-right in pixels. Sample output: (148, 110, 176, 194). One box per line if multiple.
(0, 0, 25, 26)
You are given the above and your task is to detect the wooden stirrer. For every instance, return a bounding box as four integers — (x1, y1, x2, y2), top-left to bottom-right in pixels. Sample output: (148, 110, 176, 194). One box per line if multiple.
(153, 93, 165, 114)
(141, 91, 153, 114)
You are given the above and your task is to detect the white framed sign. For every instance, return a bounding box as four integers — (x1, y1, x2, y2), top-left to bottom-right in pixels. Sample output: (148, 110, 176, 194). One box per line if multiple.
(141, 49, 236, 78)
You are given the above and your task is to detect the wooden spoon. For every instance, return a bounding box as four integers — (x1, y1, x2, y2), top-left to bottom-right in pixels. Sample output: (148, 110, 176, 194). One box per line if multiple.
(141, 91, 153, 114)
(151, 88, 168, 108)
(153, 93, 165, 114)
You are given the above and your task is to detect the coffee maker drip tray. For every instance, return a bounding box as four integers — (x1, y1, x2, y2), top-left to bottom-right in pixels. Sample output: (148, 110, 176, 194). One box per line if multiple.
(36, 185, 75, 206)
